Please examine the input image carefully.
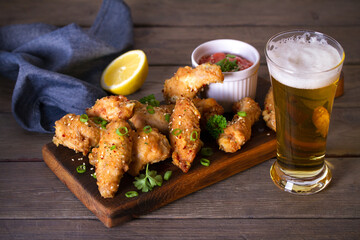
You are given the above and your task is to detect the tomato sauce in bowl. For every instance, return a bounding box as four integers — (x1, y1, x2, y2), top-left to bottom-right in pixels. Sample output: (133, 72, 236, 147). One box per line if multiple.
(198, 52, 253, 72)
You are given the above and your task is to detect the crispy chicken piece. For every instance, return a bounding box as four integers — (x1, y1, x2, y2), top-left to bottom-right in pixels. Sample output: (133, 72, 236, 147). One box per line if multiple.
(169, 98, 202, 173)
(86, 95, 135, 121)
(193, 98, 225, 128)
(128, 127, 171, 176)
(262, 87, 276, 132)
(129, 101, 174, 135)
(163, 63, 224, 104)
(218, 97, 261, 153)
(88, 120, 134, 198)
(52, 113, 100, 155)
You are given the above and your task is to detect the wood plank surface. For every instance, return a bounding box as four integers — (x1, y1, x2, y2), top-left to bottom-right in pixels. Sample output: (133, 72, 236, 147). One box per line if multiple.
(1, 219, 359, 240)
(1, 0, 359, 27)
(1, 157, 359, 221)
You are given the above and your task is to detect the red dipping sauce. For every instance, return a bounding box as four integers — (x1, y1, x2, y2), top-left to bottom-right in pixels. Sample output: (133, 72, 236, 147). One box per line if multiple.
(198, 52, 253, 72)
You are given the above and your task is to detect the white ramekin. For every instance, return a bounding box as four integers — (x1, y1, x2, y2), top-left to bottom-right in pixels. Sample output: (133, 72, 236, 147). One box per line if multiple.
(191, 39, 260, 112)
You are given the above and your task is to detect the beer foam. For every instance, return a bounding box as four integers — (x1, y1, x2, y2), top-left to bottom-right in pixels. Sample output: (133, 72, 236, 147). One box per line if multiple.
(267, 33, 342, 89)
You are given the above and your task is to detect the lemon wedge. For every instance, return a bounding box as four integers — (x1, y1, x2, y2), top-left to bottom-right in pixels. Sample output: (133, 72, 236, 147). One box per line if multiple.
(101, 50, 148, 95)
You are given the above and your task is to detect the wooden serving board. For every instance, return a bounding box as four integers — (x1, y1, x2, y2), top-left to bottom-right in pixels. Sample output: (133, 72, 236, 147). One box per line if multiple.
(42, 78, 276, 228)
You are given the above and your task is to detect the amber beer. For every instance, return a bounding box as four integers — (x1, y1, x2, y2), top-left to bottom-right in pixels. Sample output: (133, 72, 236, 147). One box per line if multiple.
(265, 30, 344, 194)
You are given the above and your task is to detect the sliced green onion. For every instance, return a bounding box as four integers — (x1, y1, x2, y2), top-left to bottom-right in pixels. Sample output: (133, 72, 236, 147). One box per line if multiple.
(91, 173, 97, 179)
(146, 105, 155, 114)
(92, 117, 103, 124)
(125, 191, 138, 198)
(143, 125, 152, 134)
(116, 126, 129, 136)
(80, 114, 88, 123)
(164, 171, 172, 181)
(101, 120, 108, 129)
(190, 130, 198, 141)
(92, 117, 108, 129)
(165, 113, 171, 123)
(200, 158, 211, 167)
(237, 111, 247, 117)
(76, 165, 86, 173)
(110, 145, 116, 150)
(171, 128, 182, 136)
(201, 147, 213, 157)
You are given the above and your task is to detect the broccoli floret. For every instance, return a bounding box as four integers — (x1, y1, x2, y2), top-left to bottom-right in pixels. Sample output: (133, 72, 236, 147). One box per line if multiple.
(206, 114, 227, 139)
(139, 94, 160, 107)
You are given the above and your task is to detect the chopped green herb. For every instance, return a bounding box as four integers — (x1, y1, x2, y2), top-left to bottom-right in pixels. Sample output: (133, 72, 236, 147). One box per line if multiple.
(226, 54, 236, 58)
(80, 114, 88, 123)
(164, 171, 172, 181)
(165, 113, 171, 123)
(143, 125, 152, 134)
(216, 57, 239, 72)
(200, 158, 211, 167)
(190, 130, 198, 141)
(206, 114, 227, 139)
(171, 128, 182, 136)
(76, 165, 86, 173)
(116, 126, 128, 136)
(237, 111, 247, 117)
(92, 117, 108, 129)
(133, 164, 163, 192)
(110, 145, 116, 150)
(139, 94, 160, 107)
(125, 191, 139, 198)
(146, 105, 155, 114)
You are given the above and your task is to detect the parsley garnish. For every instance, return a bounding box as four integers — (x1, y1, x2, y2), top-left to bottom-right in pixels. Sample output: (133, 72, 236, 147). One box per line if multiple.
(139, 94, 160, 107)
(133, 164, 163, 192)
(215, 57, 239, 72)
(206, 114, 227, 139)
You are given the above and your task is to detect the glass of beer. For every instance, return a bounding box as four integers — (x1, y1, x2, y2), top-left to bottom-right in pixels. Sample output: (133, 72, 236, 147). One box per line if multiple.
(265, 30, 344, 194)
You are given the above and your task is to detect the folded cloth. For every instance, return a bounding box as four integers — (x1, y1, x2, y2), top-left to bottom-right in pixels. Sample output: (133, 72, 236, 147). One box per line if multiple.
(0, 0, 133, 133)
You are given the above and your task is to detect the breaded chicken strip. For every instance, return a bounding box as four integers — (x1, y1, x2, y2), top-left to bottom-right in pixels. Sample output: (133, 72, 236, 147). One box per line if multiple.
(88, 120, 134, 198)
(169, 98, 202, 173)
(262, 87, 276, 132)
(193, 98, 224, 128)
(218, 97, 261, 153)
(52, 113, 100, 155)
(129, 101, 174, 135)
(128, 127, 171, 176)
(163, 63, 224, 104)
(86, 95, 135, 121)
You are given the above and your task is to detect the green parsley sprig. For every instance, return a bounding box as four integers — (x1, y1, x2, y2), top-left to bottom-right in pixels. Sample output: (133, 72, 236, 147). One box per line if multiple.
(139, 94, 160, 107)
(215, 54, 240, 72)
(133, 164, 163, 192)
(206, 114, 227, 139)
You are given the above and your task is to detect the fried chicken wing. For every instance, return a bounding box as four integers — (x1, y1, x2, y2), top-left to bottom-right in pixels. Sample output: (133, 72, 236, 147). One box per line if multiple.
(163, 63, 224, 104)
(88, 120, 134, 198)
(52, 113, 100, 155)
(218, 97, 261, 153)
(169, 98, 202, 173)
(86, 95, 135, 121)
(129, 101, 174, 135)
(128, 127, 171, 176)
(262, 87, 276, 132)
(193, 98, 224, 128)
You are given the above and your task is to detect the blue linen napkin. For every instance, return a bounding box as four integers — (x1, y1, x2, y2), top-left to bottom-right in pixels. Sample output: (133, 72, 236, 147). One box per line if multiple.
(0, 0, 133, 133)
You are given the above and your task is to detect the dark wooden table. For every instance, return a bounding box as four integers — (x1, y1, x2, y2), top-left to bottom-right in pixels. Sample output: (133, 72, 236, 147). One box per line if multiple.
(1, 0, 359, 239)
